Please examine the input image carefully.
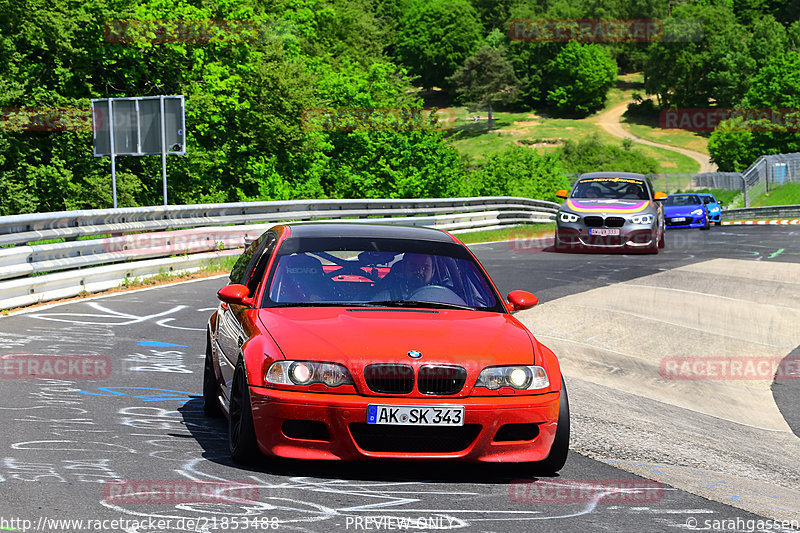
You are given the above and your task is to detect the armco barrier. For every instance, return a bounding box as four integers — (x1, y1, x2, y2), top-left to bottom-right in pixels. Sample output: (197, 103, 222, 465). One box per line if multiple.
(0, 197, 559, 310)
(0, 197, 558, 246)
(721, 205, 800, 220)
(0, 250, 239, 310)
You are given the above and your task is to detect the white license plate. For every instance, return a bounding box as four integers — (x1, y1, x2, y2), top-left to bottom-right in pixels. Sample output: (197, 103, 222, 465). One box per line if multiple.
(671, 217, 686, 222)
(589, 228, 620, 236)
(367, 405, 464, 426)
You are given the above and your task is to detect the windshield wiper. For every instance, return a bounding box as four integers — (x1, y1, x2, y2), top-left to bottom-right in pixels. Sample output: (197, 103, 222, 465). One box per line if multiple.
(365, 300, 475, 311)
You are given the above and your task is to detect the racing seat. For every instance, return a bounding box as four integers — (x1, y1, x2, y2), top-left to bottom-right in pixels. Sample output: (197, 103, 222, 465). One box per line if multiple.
(274, 254, 337, 303)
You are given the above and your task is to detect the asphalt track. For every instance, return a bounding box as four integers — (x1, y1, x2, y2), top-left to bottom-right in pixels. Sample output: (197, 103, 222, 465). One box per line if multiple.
(0, 226, 798, 533)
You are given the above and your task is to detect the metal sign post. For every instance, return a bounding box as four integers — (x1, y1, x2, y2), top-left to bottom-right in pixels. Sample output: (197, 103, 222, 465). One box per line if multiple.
(107, 99, 117, 208)
(160, 96, 168, 205)
(92, 96, 185, 207)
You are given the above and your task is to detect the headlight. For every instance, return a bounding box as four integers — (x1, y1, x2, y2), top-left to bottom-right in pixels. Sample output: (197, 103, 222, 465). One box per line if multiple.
(475, 366, 549, 390)
(691, 209, 704, 216)
(559, 212, 579, 223)
(630, 214, 654, 224)
(266, 361, 354, 387)
(710, 206, 720, 212)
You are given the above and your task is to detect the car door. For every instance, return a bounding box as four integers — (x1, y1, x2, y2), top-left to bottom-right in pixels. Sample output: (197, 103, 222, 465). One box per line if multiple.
(216, 233, 277, 400)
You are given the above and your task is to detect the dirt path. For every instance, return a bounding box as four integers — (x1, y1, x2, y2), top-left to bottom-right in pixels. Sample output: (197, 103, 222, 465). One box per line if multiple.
(597, 101, 717, 173)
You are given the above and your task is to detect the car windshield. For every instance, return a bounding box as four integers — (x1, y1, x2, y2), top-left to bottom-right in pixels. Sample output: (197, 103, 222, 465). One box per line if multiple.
(665, 195, 701, 206)
(263, 236, 502, 312)
(571, 178, 648, 200)
(701, 196, 716, 204)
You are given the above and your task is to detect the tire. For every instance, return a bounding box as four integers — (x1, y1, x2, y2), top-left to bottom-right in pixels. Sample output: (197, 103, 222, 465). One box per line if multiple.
(203, 334, 222, 417)
(229, 360, 260, 464)
(714, 221, 721, 226)
(535, 379, 570, 474)
(700, 214, 710, 230)
(658, 229, 665, 249)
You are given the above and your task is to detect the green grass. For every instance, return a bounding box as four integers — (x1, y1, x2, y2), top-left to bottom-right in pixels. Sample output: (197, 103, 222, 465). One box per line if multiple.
(455, 223, 554, 244)
(623, 121, 709, 155)
(751, 183, 800, 207)
(692, 188, 742, 205)
(445, 72, 701, 174)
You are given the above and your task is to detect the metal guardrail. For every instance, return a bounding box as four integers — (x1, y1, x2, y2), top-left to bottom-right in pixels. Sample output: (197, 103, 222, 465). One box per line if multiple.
(0, 197, 559, 310)
(0, 197, 557, 246)
(722, 205, 800, 220)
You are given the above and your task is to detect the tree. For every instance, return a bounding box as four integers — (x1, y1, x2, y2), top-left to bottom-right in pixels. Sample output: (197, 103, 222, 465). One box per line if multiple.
(544, 42, 617, 116)
(643, 3, 754, 108)
(394, 0, 483, 90)
(447, 44, 519, 131)
(708, 51, 800, 171)
(466, 146, 570, 202)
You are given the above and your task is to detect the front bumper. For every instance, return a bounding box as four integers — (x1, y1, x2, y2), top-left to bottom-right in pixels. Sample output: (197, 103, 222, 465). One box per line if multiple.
(666, 215, 705, 228)
(555, 222, 657, 251)
(248, 386, 560, 463)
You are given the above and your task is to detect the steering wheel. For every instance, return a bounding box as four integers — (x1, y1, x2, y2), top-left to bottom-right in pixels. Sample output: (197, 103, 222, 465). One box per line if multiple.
(408, 285, 467, 306)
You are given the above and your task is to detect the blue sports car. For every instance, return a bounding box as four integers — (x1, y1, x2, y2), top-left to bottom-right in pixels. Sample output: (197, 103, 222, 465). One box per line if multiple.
(664, 194, 710, 230)
(697, 193, 723, 226)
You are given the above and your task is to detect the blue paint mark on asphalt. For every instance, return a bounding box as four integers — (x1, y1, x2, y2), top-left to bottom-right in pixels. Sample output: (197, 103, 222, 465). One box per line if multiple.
(78, 386, 194, 403)
(137, 340, 188, 348)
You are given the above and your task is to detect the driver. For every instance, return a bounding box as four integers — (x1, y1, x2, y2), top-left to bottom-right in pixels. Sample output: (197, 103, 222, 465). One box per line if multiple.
(400, 253, 435, 296)
(372, 253, 436, 301)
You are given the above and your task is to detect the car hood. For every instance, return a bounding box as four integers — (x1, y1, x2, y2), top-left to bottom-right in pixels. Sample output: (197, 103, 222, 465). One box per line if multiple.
(563, 198, 653, 214)
(257, 307, 536, 368)
(664, 204, 703, 216)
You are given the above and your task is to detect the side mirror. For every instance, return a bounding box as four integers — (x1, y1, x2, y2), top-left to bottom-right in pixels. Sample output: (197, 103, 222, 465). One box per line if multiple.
(654, 192, 667, 201)
(556, 189, 569, 199)
(718, 200, 724, 205)
(217, 284, 252, 307)
(507, 290, 539, 312)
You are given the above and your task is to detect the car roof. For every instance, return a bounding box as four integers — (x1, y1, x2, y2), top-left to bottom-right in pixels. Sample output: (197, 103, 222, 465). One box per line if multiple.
(668, 193, 699, 196)
(283, 222, 457, 243)
(577, 172, 647, 182)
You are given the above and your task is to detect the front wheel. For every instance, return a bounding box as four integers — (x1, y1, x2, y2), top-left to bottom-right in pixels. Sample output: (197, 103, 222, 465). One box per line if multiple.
(700, 214, 710, 230)
(534, 379, 570, 474)
(203, 334, 222, 417)
(229, 361, 260, 464)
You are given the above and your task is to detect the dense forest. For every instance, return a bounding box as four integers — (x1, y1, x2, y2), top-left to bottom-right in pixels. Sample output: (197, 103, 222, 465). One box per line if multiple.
(1, 0, 799, 214)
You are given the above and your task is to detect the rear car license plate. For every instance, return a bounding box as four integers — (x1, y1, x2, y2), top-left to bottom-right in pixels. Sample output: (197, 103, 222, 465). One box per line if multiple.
(367, 405, 464, 426)
(589, 228, 620, 236)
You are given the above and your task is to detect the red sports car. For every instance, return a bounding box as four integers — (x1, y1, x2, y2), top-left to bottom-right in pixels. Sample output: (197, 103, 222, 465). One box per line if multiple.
(204, 223, 569, 472)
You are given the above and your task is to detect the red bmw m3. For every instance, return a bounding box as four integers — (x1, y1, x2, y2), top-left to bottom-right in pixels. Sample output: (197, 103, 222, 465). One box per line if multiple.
(204, 222, 569, 472)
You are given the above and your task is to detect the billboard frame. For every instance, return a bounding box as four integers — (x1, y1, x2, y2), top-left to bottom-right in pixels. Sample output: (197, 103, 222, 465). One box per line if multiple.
(91, 95, 185, 207)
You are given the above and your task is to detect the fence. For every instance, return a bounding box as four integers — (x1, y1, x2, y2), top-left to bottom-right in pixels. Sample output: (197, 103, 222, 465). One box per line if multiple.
(567, 152, 800, 207)
(0, 197, 559, 310)
(740, 152, 800, 206)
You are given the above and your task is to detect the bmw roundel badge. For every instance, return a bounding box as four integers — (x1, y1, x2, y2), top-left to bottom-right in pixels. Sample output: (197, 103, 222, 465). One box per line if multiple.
(407, 350, 423, 359)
